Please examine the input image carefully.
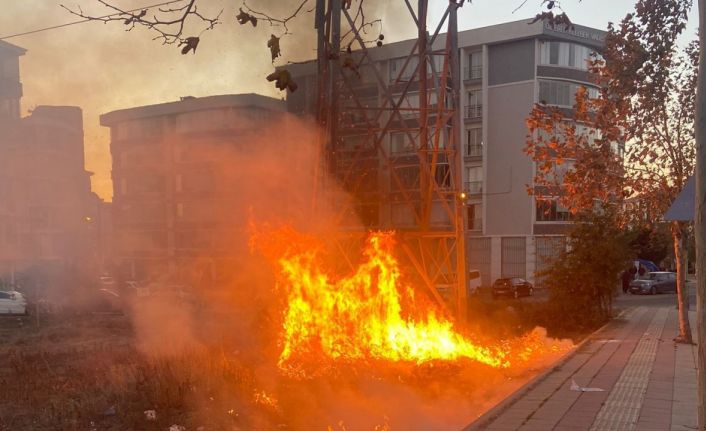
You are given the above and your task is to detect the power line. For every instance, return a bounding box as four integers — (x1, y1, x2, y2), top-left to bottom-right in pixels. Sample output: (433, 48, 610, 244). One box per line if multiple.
(0, 0, 183, 40)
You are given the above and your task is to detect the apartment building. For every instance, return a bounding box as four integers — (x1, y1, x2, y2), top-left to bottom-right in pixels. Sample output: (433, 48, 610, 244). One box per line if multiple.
(100, 94, 285, 283)
(286, 19, 607, 287)
(0, 40, 24, 121)
(0, 40, 96, 282)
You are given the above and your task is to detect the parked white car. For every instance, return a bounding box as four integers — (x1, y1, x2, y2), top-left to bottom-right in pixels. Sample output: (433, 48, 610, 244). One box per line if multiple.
(0, 290, 26, 315)
(468, 270, 482, 295)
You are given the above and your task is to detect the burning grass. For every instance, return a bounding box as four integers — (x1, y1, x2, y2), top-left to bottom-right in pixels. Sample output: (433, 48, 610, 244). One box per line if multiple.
(1, 226, 574, 430)
(252, 226, 570, 378)
(0, 308, 571, 430)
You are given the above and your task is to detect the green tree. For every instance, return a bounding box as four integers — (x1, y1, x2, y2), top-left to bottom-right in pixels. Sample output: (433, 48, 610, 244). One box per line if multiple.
(605, 0, 695, 343)
(526, 0, 697, 343)
(541, 210, 631, 332)
(628, 224, 673, 266)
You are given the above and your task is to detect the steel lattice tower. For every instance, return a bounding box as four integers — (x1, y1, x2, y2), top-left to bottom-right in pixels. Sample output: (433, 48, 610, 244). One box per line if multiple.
(314, 0, 467, 320)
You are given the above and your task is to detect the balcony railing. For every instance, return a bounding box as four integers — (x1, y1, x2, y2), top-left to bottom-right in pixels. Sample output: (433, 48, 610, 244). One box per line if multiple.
(465, 105, 482, 120)
(465, 180, 483, 195)
(468, 217, 483, 231)
(465, 144, 483, 157)
(464, 65, 482, 80)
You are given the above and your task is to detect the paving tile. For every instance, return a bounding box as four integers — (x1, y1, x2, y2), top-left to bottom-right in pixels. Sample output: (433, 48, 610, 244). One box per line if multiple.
(589, 308, 669, 431)
(466, 307, 689, 431)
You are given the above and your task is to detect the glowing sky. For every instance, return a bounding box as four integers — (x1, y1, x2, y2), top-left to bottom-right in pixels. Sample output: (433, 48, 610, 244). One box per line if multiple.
(0, 0, 698, 201)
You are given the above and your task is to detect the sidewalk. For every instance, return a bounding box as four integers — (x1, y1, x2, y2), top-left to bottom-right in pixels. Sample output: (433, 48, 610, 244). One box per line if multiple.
(464, 304, 698, 431)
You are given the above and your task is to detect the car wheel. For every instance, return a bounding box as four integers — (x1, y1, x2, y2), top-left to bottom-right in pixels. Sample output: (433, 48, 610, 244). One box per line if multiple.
(650, 286, 656, 295)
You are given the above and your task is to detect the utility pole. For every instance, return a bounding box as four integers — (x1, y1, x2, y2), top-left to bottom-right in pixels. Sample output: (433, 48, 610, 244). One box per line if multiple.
(314, 0, 467, 319)
(694, 1, 706, 429)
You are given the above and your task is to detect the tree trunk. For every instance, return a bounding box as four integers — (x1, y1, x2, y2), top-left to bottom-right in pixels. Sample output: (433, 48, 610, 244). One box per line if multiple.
(673, 221, 693, 344)
(694, 1, 706, 429)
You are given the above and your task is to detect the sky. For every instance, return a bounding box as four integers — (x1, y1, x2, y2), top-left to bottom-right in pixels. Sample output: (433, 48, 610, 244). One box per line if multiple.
(0, 0, 699, 201)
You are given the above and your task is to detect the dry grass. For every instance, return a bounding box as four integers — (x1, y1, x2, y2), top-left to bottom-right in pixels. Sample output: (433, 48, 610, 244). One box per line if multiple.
(0, 314, 282, 431)
(0, 303, 580, 431)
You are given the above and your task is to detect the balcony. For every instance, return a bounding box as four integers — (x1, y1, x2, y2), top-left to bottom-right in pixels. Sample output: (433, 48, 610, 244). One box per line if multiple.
(465, 105, 482, 120)
(465, 180, 483, 195)
(464, 66, 482, 81)
(465, 144, 483, 158)
(468, 217, 482, 231)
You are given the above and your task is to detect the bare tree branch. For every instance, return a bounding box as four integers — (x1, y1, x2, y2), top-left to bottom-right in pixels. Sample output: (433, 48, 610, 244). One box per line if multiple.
(242, 0, 311, 36)
(60, 0, 221, 45)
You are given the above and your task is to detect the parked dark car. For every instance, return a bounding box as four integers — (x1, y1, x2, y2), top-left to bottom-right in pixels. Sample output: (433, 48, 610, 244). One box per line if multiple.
(492, 277, 533, 299)
(629, 271, 677, 295)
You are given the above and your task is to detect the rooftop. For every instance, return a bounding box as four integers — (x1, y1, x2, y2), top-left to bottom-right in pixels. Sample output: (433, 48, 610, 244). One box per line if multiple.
(0, 39, 27, 56)
(100, 93, 284, 126)
(287, 18, 606, 76)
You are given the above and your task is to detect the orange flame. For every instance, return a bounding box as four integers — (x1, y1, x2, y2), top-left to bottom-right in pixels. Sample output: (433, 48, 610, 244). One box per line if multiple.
(254, 227, 510, 373)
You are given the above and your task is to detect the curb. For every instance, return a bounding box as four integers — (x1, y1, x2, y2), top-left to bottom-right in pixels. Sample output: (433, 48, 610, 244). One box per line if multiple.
(461, 307, 632, 431)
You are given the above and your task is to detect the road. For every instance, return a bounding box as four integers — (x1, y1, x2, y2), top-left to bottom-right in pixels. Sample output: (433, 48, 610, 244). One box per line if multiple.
(615, 280, 697, 310)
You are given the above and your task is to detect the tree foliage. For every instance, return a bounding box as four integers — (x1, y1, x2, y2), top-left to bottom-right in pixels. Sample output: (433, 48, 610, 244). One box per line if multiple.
(525, 0, 697, 342)
(525, 86, 625, 213)
(628, 224, 672, 266)
(541, 210, 632, 332)
(608, 0, 696, 217)
(525, 0, 696, 218)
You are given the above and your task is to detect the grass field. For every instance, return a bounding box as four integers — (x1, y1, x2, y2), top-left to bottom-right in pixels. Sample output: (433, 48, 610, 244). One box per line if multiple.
(0, 295, 580, 431)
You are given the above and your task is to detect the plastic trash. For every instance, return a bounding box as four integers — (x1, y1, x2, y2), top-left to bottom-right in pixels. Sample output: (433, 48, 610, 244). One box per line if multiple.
(570, 378, 605, 392)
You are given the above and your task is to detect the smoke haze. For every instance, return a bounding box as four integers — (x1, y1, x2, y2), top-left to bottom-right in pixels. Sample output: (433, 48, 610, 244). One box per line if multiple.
(0, 0, 414, 200)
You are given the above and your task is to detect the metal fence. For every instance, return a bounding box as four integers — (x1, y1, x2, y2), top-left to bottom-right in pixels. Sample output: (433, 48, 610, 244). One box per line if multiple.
(465, 105, 482, 120)
(467, 237, 491, 287)
(501, 237, 526, 279)
(465, 180, 483, 195)
(464, 65, 482, 80)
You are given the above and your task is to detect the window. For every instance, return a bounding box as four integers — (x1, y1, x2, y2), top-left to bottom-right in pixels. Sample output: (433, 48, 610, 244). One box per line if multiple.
(124, 175, 164, 195)
(539, 80, 599, 107)
(467, 51, 482, 80)
(392, 166, 419, 192)
(466, 90, 482, 119)
(389, 57, 419, 82)
(390, 132, 416, 154)
(116, 118, 163, 140)
(178, 170, 214, 194)
(465, 166, 482, 195)
(391, 203, 415, 227)
(540, 41, 602, 71)
(536, 159, 575, 184)
(176, 109, 233, 133)
(536, 198, 573, 222)
(467, 202, 482, 231)
(435, 164, 451, 189)
(466, 128, 482, 157)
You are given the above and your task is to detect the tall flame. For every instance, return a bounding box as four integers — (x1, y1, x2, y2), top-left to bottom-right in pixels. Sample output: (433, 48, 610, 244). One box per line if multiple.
(254, 227, 509, 373)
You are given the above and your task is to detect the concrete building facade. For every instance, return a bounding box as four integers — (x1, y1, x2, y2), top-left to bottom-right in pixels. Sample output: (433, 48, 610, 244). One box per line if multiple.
(286, 19, 607, 287)
(0, 40, 25, 121)
(101, 94, 285, 283)
(0, 40, 98, 286)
